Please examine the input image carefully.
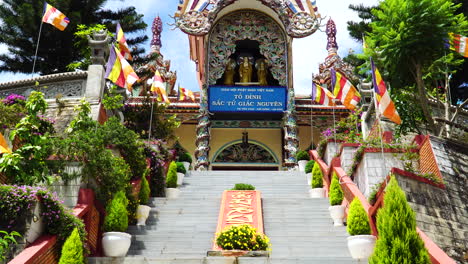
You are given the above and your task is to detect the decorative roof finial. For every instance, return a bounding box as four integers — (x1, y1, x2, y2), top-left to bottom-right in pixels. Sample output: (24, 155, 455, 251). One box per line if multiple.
(151, 16, 163, 50)
(326, 18, 338, 52)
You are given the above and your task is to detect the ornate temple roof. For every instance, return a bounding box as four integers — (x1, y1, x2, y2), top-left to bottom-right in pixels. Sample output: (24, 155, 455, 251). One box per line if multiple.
(174, 0, 322, 38)
(313, 18, 356, 87)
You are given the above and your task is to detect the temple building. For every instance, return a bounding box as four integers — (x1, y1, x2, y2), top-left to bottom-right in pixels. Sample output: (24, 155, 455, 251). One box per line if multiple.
(157, 0, 351, 171)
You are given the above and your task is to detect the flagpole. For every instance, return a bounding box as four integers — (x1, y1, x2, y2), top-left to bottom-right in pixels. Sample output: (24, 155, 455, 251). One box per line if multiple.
(31, 20, 44, 76)
(373, 92, 388, 182)
(148, 92, 155, 143)
(311, 74, 314, 149)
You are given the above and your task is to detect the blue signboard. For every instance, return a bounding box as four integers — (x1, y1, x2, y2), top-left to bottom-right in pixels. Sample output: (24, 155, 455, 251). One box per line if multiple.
(208, 86, 287, 113)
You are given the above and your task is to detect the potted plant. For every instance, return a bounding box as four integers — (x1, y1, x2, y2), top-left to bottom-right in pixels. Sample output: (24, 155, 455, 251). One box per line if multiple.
(309, 162, 325, 198)
(102, 191, 131, 257)
(305, 160, 315, 186)
(136, 176, 151, 226)
(178, 152, 192, 172)
(212, 224, 270, 257)
(165, 161, 180, 199)
(328, 173, 345, 226)
(346, 197, 376, 260)
(296, 150, 310, 172)
(58, 227, 84, 264)
(231, 183, 255, 190)
(175, 161, 186, 186)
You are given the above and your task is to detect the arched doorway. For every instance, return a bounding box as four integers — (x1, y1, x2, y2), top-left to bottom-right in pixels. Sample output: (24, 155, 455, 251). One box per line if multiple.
(211, 140, 279, 170)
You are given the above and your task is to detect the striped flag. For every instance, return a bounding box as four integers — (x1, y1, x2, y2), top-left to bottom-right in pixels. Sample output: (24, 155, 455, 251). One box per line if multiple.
(42, 2, 70, 31)
(151, 70, 170, 104)
(178, 85, 195, 102)
(0, 132, 11, 154)
(105, 46, 139, 92)
(448, 33, 468, 57)
(371, 59, 401, 124)
(116, 23, 132, 61)
(331, 68, 361, 110)
(312, 82, 335, 106)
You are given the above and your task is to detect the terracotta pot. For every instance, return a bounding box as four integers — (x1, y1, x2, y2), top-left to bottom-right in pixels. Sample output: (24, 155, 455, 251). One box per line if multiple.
(165, 188, 180, 199)
(136, 205, 151, 226)
(329, 205, 345, 226)
(309, 188, 325, 198)
(347, 235, 376, 259)
(298, 160, 308, 172)
(102, 232, 131, 257)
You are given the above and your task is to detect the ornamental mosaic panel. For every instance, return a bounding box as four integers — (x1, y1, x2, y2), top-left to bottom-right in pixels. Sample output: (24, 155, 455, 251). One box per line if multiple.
(0, 81, 85, 99)
(208, 10, 287, 86)
(213, 142, 277, 163)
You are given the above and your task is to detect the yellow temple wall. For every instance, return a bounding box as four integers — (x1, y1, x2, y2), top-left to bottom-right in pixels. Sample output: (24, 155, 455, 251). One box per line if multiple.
(173, 124, 197, 157)
(209, 128, 283, 166)
(298, 125, 321, 151)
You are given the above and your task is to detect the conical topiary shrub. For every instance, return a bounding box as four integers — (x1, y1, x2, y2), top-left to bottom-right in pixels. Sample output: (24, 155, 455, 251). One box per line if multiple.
(166, 161, 178, 188)
(305, 160, 315, 174)
(58, 227, 84, 264)
(296, 150, 310, 161)
(139, 176, 151, 205)
(347, 198, 371, 236)
(329, 173, 344, 206)
(103, 191, 129, 232)
(370, 176, 430, 264)
(311, 162, 323, 188)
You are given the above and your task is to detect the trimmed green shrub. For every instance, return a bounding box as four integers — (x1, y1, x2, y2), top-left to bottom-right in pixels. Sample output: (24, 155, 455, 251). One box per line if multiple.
(305, 160, 315, 173)
(216, 224, 270, 251)
(296, 150, 310, 161)
(58, 227, 84, 264)
(329, 173, 344, 206)
(311, 162, 323, 188)
(347, 198, 371, 236)
(139, 176, 151, 205)
(232, 183, 255, 190)
(103, 191, 129, 232)
(176, 162, 187, 174)
(370, 176, 430, 264)
(178, 152, 192, 163)
(166, 161, 178, 188)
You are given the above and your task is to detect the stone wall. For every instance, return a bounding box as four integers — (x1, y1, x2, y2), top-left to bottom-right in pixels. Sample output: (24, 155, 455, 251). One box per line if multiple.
(398, 137, 468, 263)
(354, 151, 410, 198)
(323, 142, 340, 165)
(340, 145, 359, 172)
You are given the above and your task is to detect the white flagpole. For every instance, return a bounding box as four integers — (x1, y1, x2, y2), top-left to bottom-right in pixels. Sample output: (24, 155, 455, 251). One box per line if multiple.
(373, 91, 388, 181)
(311, 74, 314, 149)
(147, 90, 155, 143)
(31, 20, 44, 76)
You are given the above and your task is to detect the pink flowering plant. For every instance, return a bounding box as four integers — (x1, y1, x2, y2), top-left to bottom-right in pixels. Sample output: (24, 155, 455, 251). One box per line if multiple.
(0, 185, 86, 244)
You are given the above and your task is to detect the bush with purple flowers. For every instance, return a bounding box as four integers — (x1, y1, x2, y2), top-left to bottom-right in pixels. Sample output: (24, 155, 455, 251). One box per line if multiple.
(2, 94, 26, 106)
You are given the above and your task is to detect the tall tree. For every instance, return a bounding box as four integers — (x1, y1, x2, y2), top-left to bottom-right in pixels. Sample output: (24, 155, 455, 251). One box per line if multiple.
(367, 0, 468, 136)
(346, 4, 378, 43)
(0, 0, 147, 75)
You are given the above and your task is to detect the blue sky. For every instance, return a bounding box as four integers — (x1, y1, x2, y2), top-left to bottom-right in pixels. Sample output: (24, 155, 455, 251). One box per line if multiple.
(0, 0, 378, 95)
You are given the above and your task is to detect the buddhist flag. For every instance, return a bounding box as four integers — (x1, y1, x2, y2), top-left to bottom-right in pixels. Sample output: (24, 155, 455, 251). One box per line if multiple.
(311, 82, 335, 106)
(151, 70, 170, 104)
(105, 46, 139, 92)
(42, 2, 70, 31)
(331, 68, 361, 110)
(0, 132, 11, 154)
(371, 59, 401, 124)
(448, 33, 468, 58)
(116, 23, 132, 61)
(178, 85, 195, 102)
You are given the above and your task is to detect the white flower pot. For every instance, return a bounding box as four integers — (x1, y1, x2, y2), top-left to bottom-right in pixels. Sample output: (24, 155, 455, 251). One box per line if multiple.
(24, 202, 44, 244)
(177, 172, 184, 186)
(347, 235, 377, 260)
(102, 232, 131, 257)
(329, 205, 345, 226)
(136, 205, 151, 226)
(49, 175, 82, 208)
(298, 160, 308, 172)
(306, 173, 312, 186)
(165, 188, 180, 199)
(309, 188, 325, 198)
(182, 161, 190, 172)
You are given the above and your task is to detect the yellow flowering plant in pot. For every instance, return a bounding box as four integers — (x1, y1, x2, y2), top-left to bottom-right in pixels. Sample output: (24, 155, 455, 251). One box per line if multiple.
(215, 224, 270, 256)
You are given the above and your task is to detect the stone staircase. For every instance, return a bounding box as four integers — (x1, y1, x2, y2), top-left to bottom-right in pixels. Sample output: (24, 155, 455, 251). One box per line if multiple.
(89, 171, 358, 264)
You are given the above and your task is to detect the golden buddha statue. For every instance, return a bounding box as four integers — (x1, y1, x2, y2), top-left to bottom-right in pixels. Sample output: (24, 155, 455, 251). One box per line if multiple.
(239, 56, 253, 84)
(223, 58, 236, 85)
(256, 58, 268, 86)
